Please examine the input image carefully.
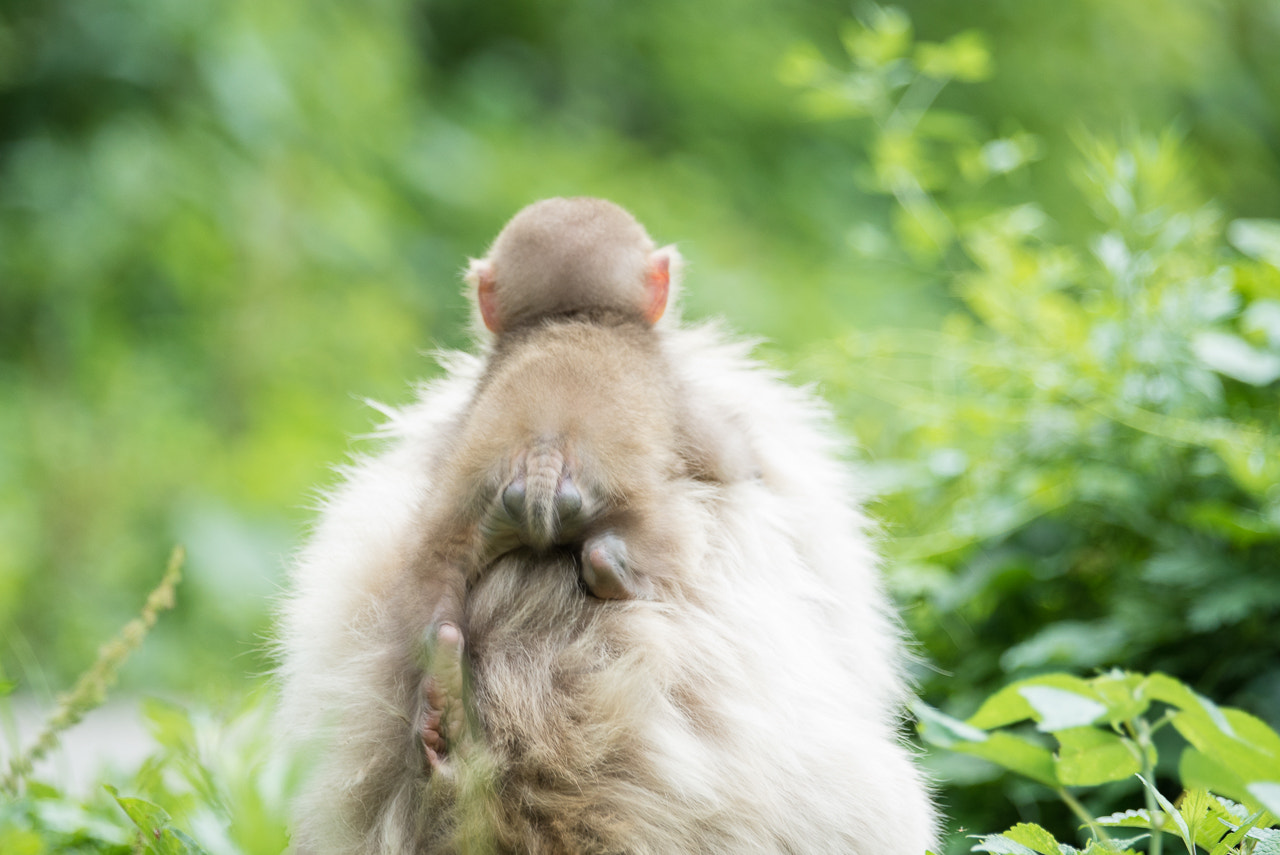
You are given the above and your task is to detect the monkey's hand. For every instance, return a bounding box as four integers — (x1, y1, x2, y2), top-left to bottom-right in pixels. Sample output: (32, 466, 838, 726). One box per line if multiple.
(419, 621, 467, 774)
(581, 531, 653, 600)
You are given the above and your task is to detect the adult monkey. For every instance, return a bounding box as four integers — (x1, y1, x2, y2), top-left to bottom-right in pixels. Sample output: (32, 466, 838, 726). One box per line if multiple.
(277, 198, 937, 853)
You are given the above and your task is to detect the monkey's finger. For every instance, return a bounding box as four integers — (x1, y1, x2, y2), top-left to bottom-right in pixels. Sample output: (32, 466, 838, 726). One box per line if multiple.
(582, 533, 641, 600)
(429, 622, 465, 700)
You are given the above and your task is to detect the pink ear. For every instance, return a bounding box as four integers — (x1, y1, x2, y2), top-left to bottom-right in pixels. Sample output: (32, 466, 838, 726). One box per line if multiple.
(643, 252, 671, 325)
(472, 260, 502, 332)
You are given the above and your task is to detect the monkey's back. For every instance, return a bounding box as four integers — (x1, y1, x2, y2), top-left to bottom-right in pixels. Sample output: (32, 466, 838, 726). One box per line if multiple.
(277, 323, 936, 855)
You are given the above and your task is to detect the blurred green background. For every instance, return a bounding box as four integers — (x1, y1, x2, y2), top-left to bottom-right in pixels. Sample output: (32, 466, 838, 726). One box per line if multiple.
(3, 0, 1280, 848)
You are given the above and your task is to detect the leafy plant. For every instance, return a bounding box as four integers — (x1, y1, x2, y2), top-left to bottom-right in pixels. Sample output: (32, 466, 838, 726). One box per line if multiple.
(918, 671, 1280, 854)
(3, 548, 184, 796)
(1, 547, 291, 854)
(785, 6, 1280, 848)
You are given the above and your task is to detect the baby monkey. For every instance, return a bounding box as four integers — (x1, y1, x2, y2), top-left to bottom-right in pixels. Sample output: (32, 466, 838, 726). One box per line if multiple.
(411, 197, 755, 767)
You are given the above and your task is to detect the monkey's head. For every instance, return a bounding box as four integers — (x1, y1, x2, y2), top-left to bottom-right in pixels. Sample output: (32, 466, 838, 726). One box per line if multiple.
(465, 197, 683, 335)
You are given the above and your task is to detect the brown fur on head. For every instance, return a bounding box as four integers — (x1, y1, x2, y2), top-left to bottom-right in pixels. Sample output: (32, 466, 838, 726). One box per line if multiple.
(465, 197, 683, 335)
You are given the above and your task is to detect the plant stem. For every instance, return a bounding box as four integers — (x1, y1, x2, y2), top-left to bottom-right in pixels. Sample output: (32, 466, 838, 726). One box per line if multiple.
(1134, 717, 1162, 855)
(0, 547, 185, 795)
(1058, 786, 1116, 847)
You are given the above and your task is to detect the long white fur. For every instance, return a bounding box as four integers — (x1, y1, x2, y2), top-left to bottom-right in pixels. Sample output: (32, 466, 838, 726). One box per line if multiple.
(276, 323, 936, 853)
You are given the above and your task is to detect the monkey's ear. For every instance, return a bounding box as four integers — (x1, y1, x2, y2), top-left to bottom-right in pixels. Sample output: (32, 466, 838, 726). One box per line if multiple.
(466, 258, 502, 333)
(644, 246, 682, 325)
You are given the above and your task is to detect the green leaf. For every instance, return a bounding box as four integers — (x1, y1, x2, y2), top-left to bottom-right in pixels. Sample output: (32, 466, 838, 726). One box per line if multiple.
(840, 7, 912, 67)
(1179, 748, 1249, 806)
(916, 701, 994, 747)
(970, 834, 1041, 855)
(1020, 686, 1107, 732)
(1001, 822, 1065, 855)
(1143, 674, 1233, 730)
(777, 43, 829, 88)
(1250, 828, 1280, 855)
(106, 786, 210, 855)
(953, 731, 1060, 787)
(1000, 622, 1129, 673)
(1191, 331, 1280, 385)
(1209, 807, 1270, 855)
(1178, 789, 1220, 853)
(1137, 776, 1193, 853)
(1170, 706, 1280, 784)
(141, 697, 199, 753)
(967, 673, 1103, 730)
(1243, 299, 1280, 347)
(1248, 782, 1280, 817)
(1091, 671, 1152, 725)
(1054, 727, 1143, 786)
(916, 31, 992, 81)
(915, 702, 1058, 785)
(1098, 806, 1173, 832)
(1229, 219, 1280, 269)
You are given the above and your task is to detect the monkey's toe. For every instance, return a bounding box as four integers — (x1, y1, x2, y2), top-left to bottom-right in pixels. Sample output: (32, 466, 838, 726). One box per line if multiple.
(553, 473, 583, 524)
(502, 476, 527, 523)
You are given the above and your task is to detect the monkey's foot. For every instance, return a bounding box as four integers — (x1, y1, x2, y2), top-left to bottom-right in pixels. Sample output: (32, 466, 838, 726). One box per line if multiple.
(420, 622, 466, 772)
(581, 532, 650, 600)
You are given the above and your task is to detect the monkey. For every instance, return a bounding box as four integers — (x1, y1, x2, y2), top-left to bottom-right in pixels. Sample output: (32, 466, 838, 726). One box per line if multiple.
(276, 199, 937, 853)
(418, 197, 752, 608)
(408, 198, 757, 767)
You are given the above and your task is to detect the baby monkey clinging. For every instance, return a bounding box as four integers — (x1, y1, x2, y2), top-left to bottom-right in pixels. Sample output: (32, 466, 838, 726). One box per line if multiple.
(409, 197, 756, 766)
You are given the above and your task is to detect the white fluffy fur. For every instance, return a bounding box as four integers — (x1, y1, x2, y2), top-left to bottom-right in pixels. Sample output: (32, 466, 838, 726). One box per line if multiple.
(276, 323, 936, 853)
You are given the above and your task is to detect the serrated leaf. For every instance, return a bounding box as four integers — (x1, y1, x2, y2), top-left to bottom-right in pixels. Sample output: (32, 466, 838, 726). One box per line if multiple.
(1137, 775, 1192, 848)
(1098, 807, 1169, 831)
(1249, 829, 1280, 855)
(971, 834, 1041, 855)
(1250, 828, 1280, 855)
(1054, 727, 1143, 786)
(1000, 822, 1064, 855)
(1083, 845, 1139, 855)
(1209, 809, 1269, 855)
(1178, 789, 1219, 852)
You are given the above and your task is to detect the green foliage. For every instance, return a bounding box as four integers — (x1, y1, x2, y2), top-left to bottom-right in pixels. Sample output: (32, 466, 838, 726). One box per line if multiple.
(108, 786, 209, 855)
(786, 7, 1280, 848)
(0, 781, 132, 854)
(1, 693, 290, 855)
(4, 0, 1280, 852)
(920, 670, 1280, 854)
(2, 552, 289, 854)
(3, 549, 182, 795)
